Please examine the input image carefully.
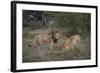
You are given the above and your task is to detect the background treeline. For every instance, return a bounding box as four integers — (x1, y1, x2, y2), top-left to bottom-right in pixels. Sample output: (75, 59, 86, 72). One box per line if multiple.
(23, 10, 91, 38)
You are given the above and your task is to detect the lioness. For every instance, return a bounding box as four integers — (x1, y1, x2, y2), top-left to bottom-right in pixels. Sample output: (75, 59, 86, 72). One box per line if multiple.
(35, 31, 61, 49)
(63, 34, 80, 49)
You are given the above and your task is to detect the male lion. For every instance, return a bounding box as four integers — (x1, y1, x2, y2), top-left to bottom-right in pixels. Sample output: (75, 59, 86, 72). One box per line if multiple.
(35, 31, 61, 49)
(63, 34, 80, 49)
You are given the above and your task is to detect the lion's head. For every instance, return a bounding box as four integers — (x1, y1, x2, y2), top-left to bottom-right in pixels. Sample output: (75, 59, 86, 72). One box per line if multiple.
(49, 31, 61, 43)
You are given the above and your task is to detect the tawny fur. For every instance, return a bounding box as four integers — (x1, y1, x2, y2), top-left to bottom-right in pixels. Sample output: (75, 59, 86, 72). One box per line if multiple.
(63, 34, 80, 49)
(35, 31, 61, 49)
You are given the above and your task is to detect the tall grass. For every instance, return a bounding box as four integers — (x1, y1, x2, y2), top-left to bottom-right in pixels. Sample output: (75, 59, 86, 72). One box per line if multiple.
(22, 28, 90, 63)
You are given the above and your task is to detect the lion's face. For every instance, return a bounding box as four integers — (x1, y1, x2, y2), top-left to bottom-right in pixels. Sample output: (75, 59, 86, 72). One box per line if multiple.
(63, 34, 81, 49)
(70, 34, 81, 46)
(49, 31, 61, 43)
(54, 31, 61, 40)
(73, 34, 81, 42)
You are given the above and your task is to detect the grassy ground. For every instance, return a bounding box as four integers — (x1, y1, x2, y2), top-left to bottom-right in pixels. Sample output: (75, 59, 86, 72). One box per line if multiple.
(22, 28, 91, 63)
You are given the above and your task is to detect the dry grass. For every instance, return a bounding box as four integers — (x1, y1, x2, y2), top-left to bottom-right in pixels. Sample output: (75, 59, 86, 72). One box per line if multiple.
(22, 29, 91, 63)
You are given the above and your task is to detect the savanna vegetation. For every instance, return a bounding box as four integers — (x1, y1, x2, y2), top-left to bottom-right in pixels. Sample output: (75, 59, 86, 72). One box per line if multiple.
(22, 10, 91, 62)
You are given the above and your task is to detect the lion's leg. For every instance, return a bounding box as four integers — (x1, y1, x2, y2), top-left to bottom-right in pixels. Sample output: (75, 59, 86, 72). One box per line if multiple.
(50, 40, 53, 49)
(36, 41, 47, 61)
(36, 40, 43, 60)
(37, 44, 45, 61)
